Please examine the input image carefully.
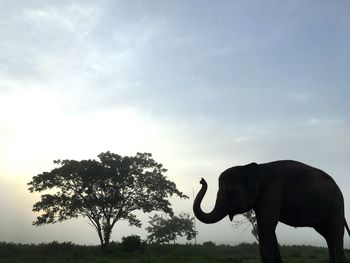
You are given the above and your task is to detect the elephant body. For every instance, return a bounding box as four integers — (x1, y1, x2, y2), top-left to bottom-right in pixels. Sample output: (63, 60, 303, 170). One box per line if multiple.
(193, 160, 349, 263)
(260, 161, 343, 228)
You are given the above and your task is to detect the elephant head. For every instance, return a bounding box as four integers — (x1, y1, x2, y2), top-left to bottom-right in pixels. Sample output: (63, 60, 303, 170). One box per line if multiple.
(193, 163, 262, 224)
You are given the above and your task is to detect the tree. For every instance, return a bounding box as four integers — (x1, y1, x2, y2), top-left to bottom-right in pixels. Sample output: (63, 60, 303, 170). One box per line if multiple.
(243, 210, 259, 242)
(146, 213, 196, 244)
(28, 152, 188, 253)
(233, 209, 259, 242)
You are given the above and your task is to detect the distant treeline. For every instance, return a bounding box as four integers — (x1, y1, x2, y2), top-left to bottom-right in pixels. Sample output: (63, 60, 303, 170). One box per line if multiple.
(1, 241, 348, 263)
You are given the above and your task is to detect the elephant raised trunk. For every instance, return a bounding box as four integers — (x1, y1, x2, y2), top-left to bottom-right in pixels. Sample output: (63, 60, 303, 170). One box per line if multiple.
(193, 178, 228, 224)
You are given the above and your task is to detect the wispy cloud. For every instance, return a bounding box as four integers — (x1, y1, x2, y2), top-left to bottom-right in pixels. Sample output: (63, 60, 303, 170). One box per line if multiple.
(306, 118, 341, 126)
(234, 136, 257, 142)
(290, 93, 310, 104)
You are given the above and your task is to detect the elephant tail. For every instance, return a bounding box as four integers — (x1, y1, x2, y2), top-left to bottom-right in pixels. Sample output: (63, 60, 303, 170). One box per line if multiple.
(345, 219, 350, 237)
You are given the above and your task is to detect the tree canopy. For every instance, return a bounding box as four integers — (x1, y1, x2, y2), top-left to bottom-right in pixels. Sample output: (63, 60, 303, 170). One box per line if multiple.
(28, 151, 188, 252)
(146, 213, 196, 244)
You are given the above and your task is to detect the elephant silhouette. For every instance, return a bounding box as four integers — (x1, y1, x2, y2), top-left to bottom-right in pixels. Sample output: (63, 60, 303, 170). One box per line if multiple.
(193, 160, 350, 263)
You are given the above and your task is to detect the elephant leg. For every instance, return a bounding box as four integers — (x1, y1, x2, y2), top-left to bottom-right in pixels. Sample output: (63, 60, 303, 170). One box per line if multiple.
(315, 225, 334, 263)
(258, 229, 275, 263)
(256, 214, 282, 263)
(257, 225, 282, 263)
(315, 221, 345, 263)
(329, 220, 345, 263)
(326, 232, 344, 263)
(272, 232, 283, 263)
(314, 225, 335, 263)
(255, 187, 282, 263)
(331, 237, 345, 263)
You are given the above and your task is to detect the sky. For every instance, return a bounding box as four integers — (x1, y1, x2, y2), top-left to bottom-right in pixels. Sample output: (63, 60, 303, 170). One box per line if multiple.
(0, 0, 350, 247)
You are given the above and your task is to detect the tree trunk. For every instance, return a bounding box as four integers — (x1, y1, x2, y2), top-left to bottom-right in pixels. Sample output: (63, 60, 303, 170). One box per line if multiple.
(100, 241, 107, 255)
(100, 238, 111, 254)
(100, 221, 112, 254)
(98, 228, 111, 254)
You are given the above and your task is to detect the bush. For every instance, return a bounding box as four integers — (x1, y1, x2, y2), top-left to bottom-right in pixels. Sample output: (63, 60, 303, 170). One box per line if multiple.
(202, 241, 216, 247)
(121, 235, 144, 252)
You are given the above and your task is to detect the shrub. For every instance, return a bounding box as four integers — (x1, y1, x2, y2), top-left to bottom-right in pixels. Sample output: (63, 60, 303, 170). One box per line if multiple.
(121, 235, 144, 252)
(202, 241, 216, 247)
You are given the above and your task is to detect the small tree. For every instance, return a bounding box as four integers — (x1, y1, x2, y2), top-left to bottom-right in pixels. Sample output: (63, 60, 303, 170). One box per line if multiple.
(233, 209, 259, 242)
(202, 241, 216, 247)
(146, 213, 196, 244)
(28, 152, 188, 253)
(121, 235, 143, 252)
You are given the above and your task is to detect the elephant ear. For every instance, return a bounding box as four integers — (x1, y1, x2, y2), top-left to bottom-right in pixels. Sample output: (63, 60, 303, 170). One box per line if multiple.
(241, 162, 262, 195)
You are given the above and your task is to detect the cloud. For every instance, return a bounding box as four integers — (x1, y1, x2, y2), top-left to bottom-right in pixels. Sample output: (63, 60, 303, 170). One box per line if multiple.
(23, 2, 105, 36)
(0, 3, 98, 88)
(305, 117, 341, 126)
(234, 135, 257, 142)
(290, 93, 310, 104)
(0, 2, 145, 114)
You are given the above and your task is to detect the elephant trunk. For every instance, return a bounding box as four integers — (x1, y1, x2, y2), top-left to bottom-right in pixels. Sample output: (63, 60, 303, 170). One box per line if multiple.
(193, 178, 228, 224)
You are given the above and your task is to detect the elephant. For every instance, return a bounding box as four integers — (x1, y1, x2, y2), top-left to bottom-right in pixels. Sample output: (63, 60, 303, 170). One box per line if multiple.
(193, 160, 350, 263)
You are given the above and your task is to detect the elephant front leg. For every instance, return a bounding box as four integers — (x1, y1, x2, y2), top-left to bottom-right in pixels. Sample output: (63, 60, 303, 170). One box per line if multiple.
(255, 182, 283, 263)
(258, 227, 283, 263)
(271, 232, 283, 263)
(255, 207, 282, 262)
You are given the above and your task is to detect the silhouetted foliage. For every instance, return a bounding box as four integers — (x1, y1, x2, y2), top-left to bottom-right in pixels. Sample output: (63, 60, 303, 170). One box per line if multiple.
(28, 151, 188, 253)
(202, 241, 216, 247)
(121, 235, 144, 252)
(146, 213, 196, 244)
(243, 210, 258, 242)
(233, 209, 259, 242)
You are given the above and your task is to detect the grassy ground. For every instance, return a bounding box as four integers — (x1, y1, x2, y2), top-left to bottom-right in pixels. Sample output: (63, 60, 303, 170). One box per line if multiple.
(0, 242, 349, 263)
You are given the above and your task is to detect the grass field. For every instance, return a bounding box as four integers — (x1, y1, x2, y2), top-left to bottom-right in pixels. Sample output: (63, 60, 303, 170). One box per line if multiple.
(1, 241, 349, 263)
